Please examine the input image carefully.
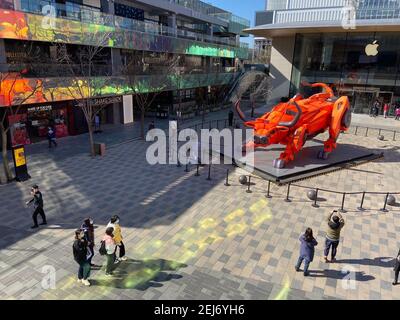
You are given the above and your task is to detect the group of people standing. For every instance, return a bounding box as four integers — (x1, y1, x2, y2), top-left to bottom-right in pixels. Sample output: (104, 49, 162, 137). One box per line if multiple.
(370, 100, 400, 119)
(72, 215, 127, 286)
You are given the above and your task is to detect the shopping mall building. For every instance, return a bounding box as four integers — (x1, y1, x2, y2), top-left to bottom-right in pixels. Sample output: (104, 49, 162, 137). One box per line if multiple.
(0, 0, 249, 145)
(247, 0, 400, 115)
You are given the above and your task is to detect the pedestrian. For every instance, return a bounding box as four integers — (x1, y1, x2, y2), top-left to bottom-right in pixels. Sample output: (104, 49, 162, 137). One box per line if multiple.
(393, 248, 400, 286)
(395, 106, 400, 121)
(47, 125, 57, 148)
(107, 215, 127, 262)
(102, 227, 116, 276)
(372, 100, 380, 117)
(73, 229, 91, 286)
(295, 228, 318, 276)
(384, 103, 390, 118)
(81, 217, 98, 267)
(324, 210, 345, 263)
(26, 185, 47, 229)
(94, 114, 101, 133)
(228, 110, 234, 126)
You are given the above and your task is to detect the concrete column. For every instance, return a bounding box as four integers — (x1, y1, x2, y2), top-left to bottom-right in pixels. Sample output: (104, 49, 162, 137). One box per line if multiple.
(100, 0, 114, 14)
(167, 13, 177, 36)
(111, 48, 121, 75)
(268, 35, 296, 103)
(0, 39, 7, 73)
(112, 102, 121, 124)
(122, 95, 134, 124)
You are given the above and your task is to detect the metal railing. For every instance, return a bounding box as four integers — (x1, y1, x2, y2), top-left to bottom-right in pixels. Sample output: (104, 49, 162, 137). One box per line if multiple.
(15, 0, 247, 48)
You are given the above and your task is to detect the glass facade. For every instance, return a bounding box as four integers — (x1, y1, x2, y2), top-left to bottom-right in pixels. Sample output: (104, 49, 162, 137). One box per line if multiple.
(290, 32, 400, 114)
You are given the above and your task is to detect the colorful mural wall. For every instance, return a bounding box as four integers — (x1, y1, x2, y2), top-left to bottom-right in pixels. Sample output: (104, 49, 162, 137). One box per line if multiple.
(0, 9, 248, 59)
(0, 73, 236, 107)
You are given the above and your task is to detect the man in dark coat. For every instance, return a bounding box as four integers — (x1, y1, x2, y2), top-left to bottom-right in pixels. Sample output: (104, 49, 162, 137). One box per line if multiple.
(393, 249, 400, 285)
(26, 185, 47, 229)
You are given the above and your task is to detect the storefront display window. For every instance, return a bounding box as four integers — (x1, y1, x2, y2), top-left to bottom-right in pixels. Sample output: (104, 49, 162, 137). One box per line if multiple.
(8, 114, 31, 147)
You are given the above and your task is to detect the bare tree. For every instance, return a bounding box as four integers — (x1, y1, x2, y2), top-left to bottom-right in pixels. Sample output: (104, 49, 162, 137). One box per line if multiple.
(0, 71, 43, 183)
(56, 30, 113, 156)
(249, 76, 272, 117)
(121, 53, 180, 139)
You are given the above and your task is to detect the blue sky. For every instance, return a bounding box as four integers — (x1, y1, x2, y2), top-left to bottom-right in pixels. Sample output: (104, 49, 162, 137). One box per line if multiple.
(207, 0, 265, 47)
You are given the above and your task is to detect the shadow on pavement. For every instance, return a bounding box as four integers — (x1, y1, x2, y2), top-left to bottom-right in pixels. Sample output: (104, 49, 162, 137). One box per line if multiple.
(91, 258, 186, 290)
(335, 257, 395, 268)
(308, 269, 375, 281)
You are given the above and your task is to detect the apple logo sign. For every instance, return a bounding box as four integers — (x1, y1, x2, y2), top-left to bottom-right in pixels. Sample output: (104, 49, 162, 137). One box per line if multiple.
(365, 40, 379, 56)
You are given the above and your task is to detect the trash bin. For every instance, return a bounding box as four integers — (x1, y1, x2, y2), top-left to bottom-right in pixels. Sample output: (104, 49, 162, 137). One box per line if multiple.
(94, 143, 106, 156)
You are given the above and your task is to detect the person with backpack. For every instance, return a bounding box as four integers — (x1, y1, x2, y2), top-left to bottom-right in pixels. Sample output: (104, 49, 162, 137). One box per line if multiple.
(101, 227, 116, 276)
(324, 210, 345, 263)
(107, 215, 127, 262)
(393, 248, 400, 286)
(81, 217, 97, 267)
(73, 229, 91, 286)
(26, 185, 47, 229)
(295, 228, 318, 276)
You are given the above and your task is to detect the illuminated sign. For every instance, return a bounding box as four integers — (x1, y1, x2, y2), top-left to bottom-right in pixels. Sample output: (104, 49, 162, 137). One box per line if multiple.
(13, 147, 26, 167)
(27, 105, 52, 112)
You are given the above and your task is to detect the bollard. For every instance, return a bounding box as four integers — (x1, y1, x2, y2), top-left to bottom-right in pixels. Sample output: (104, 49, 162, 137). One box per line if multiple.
(224, 169, 230, 186)
(285, 183, 291, 202)
(339, 193, 347, 213)
(357, 192, 366, 211)
(207, 164, 211, 181)
(185, 163, 189, 172)
(355, 126, 358, 135)
(312, 189, 319, 208)
(246, 176, 252, 193)
(379, 129, 382, 136)
(380, 193, 390, 212)
(195, 164, 200, 177)
(365, 127, 369, 137)
(394, 131, 396, 141)
(265, 181, 272, 199)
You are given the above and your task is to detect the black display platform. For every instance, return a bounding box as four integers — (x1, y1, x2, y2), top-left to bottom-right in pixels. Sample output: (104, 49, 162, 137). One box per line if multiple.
(212, 138, 382, 184)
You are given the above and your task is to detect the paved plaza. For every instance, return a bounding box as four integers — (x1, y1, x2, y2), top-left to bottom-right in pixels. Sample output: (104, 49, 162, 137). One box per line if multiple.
(0, 109, 400, 300)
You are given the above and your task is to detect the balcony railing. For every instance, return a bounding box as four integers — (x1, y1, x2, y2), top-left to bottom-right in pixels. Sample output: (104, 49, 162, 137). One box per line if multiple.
(16, 0, 247, 48)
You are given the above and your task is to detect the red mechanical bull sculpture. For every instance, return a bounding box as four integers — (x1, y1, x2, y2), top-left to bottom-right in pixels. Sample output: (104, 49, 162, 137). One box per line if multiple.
(236, 83, 352, 168)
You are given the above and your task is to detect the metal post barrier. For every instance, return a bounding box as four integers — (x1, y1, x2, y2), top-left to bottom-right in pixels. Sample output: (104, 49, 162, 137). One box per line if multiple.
(224, 169, 230, 186)
(379, 129, 382, 136)
(207, 164, 211, 181)
(339, 193, 346, 213)
(265, 181, 272, 199)
(380, 193, 389, 212)
(285, 183, 291, 202)
(394, 131, 396, 141)
(195, 164, 200, 177)
(365, 127, 369, 137)
(312, 189, 319, 208)
(357, 192, 366, 211)
(246, 176, 252, 193)
(355, 127, 358, 135)
(185, 163, 189, 172)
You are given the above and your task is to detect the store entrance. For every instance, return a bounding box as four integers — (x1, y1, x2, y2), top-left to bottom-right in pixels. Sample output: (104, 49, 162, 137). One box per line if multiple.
(352, 91, 377, 115)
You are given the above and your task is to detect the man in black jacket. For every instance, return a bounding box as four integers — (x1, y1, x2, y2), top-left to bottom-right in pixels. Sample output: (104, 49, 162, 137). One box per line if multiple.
(393, 249, 400, 286)
(26, 185, 47, 229)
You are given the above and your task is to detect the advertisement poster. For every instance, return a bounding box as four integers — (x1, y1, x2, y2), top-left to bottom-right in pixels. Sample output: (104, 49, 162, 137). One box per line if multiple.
(13, 147, 26, 167)
(8, 114, 31, 147)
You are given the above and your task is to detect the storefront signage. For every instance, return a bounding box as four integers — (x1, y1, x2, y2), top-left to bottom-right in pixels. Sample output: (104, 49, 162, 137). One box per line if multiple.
(27, 105, 53, 112)
(76, 96, 122, 107)
(12, 145, 31, 182)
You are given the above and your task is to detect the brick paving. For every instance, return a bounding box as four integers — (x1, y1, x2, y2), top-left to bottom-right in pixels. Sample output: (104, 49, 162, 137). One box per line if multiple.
(0, 107, 400, 300)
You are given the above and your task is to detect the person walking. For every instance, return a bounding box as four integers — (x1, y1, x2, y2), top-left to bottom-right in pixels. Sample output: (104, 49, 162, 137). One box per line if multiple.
(384, 103, 390, 119)
(107, 215, 127, 262)
(26, 185, 47, 229)
(393, 248, 400, 286)
(102, 227, 116, 276)
(295, 228, 318, 276)
(395, 106, 400, 121)
(94, 114, 101, 133)
(324, 210, 345, 263)
(47, 125, 57, 148)
(73, 229, 91, 286)
(372, 100, 380, 117)
(81, 217, 98, 268)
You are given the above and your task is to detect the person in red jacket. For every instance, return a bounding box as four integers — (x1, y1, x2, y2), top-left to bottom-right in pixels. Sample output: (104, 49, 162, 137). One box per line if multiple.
(384, 103, 390, 118)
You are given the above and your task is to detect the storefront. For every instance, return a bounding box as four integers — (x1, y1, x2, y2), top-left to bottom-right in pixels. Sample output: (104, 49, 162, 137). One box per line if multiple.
(289, 32, 400, 115)
(8, 101, 72, 147)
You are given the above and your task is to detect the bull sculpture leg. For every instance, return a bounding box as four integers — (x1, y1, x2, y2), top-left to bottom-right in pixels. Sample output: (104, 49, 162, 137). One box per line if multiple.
(318, 97, 350, 160)
(274, 126, 308, 169)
